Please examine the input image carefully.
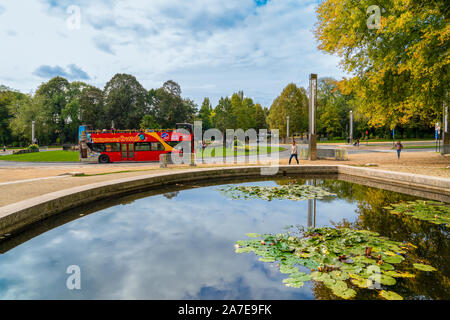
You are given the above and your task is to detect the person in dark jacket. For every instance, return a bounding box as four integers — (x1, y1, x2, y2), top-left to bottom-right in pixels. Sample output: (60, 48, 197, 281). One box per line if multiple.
(395, 141, 403, 159)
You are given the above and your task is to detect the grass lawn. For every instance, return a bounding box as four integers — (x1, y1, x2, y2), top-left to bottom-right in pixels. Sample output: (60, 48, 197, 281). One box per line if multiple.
(0, 147, 285, 162)
(196, 146, 285, 158)
(0, 151, 79, 162)
(5, 146, 62, 150)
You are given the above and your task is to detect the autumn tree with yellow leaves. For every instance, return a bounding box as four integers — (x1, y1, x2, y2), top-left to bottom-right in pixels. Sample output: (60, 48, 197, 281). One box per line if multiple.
(314, 0, 449, 129)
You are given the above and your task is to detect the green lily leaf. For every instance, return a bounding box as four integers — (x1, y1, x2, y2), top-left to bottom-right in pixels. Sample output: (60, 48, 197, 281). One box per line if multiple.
(246, 233, 260, 238)
(379, 290, 403, 300)
(383, 255, 404, 264)
(413, 263, 437, 272)
(236, 226, 436, 300)
(279, 265, 299, 274)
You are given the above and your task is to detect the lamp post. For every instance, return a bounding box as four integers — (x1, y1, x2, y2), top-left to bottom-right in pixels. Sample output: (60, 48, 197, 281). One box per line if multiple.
(443, 95, 449, 155)
(32, 120, 35, 144)
(309, 74, 318, 160)
(286, 116, 290, 144)
(349, 111, 353, 145)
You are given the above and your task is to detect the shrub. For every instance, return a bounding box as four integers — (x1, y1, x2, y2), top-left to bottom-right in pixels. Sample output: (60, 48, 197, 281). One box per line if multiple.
(28, 144, 39, 152)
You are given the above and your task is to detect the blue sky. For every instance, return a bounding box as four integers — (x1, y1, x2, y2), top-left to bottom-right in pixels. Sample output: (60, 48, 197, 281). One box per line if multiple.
(0, 0, 348, 107)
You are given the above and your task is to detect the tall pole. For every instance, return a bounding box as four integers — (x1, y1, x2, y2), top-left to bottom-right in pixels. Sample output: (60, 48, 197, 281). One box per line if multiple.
(309, 74, 318, 160)
(349, 111, 353, 145)
(443, 94, 449, 155)
(286, 116, 290, 144)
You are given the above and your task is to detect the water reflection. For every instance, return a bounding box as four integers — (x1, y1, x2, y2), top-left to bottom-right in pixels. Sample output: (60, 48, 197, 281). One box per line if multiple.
(315, 179, 450, 300)
(0, 177, 447, 300)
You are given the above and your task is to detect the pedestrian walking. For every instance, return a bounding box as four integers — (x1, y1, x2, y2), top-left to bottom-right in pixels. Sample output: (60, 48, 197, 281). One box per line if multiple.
(289, 141, 299, 165)
(202, 140, 206, 151)
(2, 145, 5, 152)
(395, 141, 403, 159)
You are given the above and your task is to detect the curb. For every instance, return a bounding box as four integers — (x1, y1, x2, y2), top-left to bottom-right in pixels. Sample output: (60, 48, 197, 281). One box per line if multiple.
(0, 165, 448, 236)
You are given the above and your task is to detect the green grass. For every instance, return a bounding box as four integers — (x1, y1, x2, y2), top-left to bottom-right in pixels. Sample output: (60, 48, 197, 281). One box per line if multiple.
(5, 146, 62, 150)
(0, 146, 285, 162)
(0, 151, 79, 162)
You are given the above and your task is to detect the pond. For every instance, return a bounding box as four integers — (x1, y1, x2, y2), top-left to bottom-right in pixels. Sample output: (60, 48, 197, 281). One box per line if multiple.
(0, 176, 448, 300)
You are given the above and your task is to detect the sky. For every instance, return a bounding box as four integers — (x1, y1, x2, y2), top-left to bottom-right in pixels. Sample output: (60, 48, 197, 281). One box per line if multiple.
(0, 0, 348, 108)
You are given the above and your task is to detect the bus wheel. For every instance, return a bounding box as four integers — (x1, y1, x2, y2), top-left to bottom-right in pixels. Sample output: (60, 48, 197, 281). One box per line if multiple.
(99, 154, 110, 164)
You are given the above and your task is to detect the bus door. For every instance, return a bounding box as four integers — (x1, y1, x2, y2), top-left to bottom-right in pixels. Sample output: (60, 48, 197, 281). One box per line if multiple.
(121, 143, 135, 161)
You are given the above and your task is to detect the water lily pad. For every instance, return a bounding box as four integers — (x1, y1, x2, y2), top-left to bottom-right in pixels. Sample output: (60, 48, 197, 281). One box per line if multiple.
(246, 233, 260, 238)
(413, 263, 437, 272)
(383, 255, 404, 264)
(383, 270, 415, 278)
(329, 281, 356, 299)
(279, 265, 299, 274)
(379, 262, 395, 271)
(235, 247, 253, 253)
(236, 226, 436, 300)
(379, 274, 397, 286)
(258, 257, 276, 262)
(385, 200, 450, 228)
(219, 184, 336, 202)
(351, 278, 370, 288)
(330, 270, 350, 281)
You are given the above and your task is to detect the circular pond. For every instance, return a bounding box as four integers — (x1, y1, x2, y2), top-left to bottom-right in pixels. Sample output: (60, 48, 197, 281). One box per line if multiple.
(0, 177, 448, 299)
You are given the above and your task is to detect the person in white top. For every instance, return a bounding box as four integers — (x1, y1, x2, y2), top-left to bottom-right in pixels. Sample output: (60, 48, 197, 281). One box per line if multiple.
(289, 141, 299, 165)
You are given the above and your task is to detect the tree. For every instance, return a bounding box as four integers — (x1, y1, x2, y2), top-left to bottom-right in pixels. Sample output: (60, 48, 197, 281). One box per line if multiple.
(316, 78, 350, 139)
(35, 76, 71, 143)
(140, 114, 160, 129)
(315, 0, 449, 129)
(0, 87, 24, 145)
(212, 97, 235, 134)
(103, 74, 148, 129)
(78, 85, 105, 129)
(163, 80, 181, 97)
(267, 83, 309, 141)
(8, 94, 51, 145)
(254, 103, 267, 130)
(150, 81, 197, 128)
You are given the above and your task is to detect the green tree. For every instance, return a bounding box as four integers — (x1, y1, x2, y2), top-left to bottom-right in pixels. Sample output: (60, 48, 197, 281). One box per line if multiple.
(254, 103, 267, 130)
(140, 114, 160, 129)
(199, 97, 213, 130)
(212, 97, 235, 134)
(0, 87, 24, 145)
(78, 85, 105, 129)
(35, 76, 71, 144)
(316, 78, 350, 139)
(8, 94, 51, 145)
(267, 83, 309, 141)
(315, 0, 449, 129)
(103, 74, 148, 129)
(150, 81, 197, 128)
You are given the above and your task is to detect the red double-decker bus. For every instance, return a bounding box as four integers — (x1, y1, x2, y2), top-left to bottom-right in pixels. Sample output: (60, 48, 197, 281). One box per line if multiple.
(79, 123, 193, 163)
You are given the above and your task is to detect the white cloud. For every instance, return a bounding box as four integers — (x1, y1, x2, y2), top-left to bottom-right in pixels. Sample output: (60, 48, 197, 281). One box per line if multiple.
(0, 0, 348, 105)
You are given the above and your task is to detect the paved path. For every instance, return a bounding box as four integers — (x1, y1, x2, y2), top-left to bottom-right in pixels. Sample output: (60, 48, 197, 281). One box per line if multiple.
(0, 143, 437, 168)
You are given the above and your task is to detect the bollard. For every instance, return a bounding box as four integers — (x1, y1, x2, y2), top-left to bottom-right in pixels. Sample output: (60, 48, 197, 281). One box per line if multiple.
(159, 154, 167, 168)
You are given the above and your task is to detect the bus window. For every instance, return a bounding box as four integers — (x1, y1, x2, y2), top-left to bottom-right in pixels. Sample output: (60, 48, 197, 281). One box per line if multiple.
(88, 143, 105, 152)
(151, 142, 165, 151)
(106, 143, 121, 152)
(135, 142, 151, 151)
